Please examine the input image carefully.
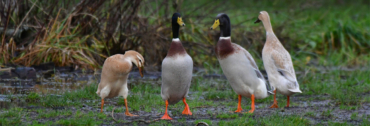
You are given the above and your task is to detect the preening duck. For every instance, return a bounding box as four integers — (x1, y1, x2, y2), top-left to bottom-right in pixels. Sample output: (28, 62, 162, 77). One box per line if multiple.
(96, 50, 144, 116)
(160, 12, 193, 120)
(255, 11, 302, 108)
(210, 13, 273, 113)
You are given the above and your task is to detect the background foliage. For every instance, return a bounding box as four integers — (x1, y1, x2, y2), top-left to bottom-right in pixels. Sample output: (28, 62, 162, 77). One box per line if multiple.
(1, 0, 369, 69)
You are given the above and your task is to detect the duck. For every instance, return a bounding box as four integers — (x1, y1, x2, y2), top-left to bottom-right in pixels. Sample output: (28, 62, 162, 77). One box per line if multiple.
(210, 13, 274, 113)
(255, 11, 302, 108)
(160, 12, 193, 120)
(96, 50, 144, 116)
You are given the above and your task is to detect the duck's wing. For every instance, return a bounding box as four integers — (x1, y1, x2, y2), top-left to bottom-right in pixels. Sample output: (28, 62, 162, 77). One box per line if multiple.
(232, 43, 274, 94)
(270, 50, 300, 92)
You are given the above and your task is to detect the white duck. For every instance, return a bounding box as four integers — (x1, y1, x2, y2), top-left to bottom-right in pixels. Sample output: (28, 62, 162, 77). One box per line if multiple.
(255, 11, 302, 108)
(210, 13, 274, 113)
(96, 50, 144, 116)
(160, 12, 193, 120)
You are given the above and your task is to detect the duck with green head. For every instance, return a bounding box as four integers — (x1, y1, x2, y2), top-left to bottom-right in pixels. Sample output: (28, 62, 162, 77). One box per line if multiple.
(160, 12, 193, 120)
(210, 13, 274, 113)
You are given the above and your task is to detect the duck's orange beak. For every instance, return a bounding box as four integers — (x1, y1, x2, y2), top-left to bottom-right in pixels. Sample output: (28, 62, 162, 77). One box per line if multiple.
(139, 66, 144, 78)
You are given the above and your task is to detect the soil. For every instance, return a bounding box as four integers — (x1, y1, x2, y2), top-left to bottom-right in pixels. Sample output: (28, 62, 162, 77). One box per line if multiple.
(0, 65, 369, 125)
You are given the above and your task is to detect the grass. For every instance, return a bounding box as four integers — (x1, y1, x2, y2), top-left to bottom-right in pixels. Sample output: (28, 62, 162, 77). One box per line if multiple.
(259, 114, 310, 126)
(1, 68, 370, 125)
(216, 113, 310, 126)
(321, 109, 333, 118)
(301, 69, 370, 106)
(26, 92, 40, 102)
(1, 1, 370, 124)
(351, 112, 358, 120)
(305, 111, 315, 117)
(56, 111, 105, 126)
(0, 107, 23, 125)
(216, 113, 239, 119)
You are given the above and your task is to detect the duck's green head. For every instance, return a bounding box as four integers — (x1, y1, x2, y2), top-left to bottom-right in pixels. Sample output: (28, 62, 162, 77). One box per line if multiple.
(172, 13, 185, 27)
(171, 13, 185, 39)
(210, 13, 231, 37)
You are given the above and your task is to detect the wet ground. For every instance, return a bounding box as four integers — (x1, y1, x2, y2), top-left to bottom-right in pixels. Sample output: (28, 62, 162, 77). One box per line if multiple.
(0, 65, 369, 125)
(107, 95, 369, 125)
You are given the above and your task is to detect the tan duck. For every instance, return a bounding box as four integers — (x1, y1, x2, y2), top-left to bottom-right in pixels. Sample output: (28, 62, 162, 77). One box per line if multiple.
(210, 13, 274, 113)
(255, 11, 302, 108)
(160, 12, 193, 120)
(96, 50, 144, 116)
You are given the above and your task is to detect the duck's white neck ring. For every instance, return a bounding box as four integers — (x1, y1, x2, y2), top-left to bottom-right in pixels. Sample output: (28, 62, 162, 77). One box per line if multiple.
(219, 37, 231, 40)
(172, 38, 180, 41)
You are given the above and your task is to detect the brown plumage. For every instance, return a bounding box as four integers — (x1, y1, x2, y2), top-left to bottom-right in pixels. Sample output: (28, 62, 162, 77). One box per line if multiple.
(167, 40, 186, 57)
(215, 38, 235, 59)
(96, 50, 144, 116)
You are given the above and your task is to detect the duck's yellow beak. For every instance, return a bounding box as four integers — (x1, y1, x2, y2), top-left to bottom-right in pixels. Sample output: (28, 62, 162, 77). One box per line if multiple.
(139, 66, 144, 78)
(210, 19, 220, 30)
(177, 17, 185, 26)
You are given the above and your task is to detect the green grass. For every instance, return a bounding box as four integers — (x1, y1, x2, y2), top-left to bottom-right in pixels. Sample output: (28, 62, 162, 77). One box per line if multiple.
(37, 109, 72, 118)
(0, 107, 23, 118)
(0, 118, 22, 126)
(149, 120, 174, 126)
(304, 111, 315, 117)
(217, 113, 310, 126)
(2, 0, 370, 70)
(216, 113, 239, 119)
(300, 69, 370, 106)
(327, 121, 352, 126)
(321, 109, 333, 118)
(350, 112, 358, 120)
(56, 111, 105, 126)
(39, 82, 99, 107)
(259, 114, 310, 126)
(0, 108, 23, 125)
(1, 68, 370, 125)
(126, 82, 163, 112)
(26, 92, 41, 102)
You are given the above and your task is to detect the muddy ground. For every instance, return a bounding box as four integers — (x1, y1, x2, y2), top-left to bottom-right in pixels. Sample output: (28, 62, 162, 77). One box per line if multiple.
(0, 65, 369, 125)
(103, 95, 369, 125)
(3, 93, 368, 125)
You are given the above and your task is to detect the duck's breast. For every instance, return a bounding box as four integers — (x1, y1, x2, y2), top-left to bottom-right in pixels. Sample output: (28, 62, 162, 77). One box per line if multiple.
(161, 54, 193, 104)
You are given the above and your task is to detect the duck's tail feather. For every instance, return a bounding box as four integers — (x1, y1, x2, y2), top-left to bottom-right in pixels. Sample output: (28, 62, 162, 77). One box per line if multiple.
(268, 86, 275, 95)
(264, 80, 275, 95)
(288, 88, 302, 93)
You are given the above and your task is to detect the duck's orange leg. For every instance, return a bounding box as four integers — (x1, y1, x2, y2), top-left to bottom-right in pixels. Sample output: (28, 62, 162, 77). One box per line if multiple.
(235, 95, 243, 112)
(100, 99, 104, 113)
(285, 96, 290, 107)
(182, 97, 192, 115)
(269, 90, 279, 108)
(124, 99, 138, 116)
(248, 94, 255, 113)
(161, 100, 172, 120)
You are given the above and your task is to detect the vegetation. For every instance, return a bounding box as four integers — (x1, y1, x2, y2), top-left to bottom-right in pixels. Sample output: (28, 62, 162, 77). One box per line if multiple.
(0, 68, 368, 125)
(1, 0, 369, 69)
(1, 0, 369, 125)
